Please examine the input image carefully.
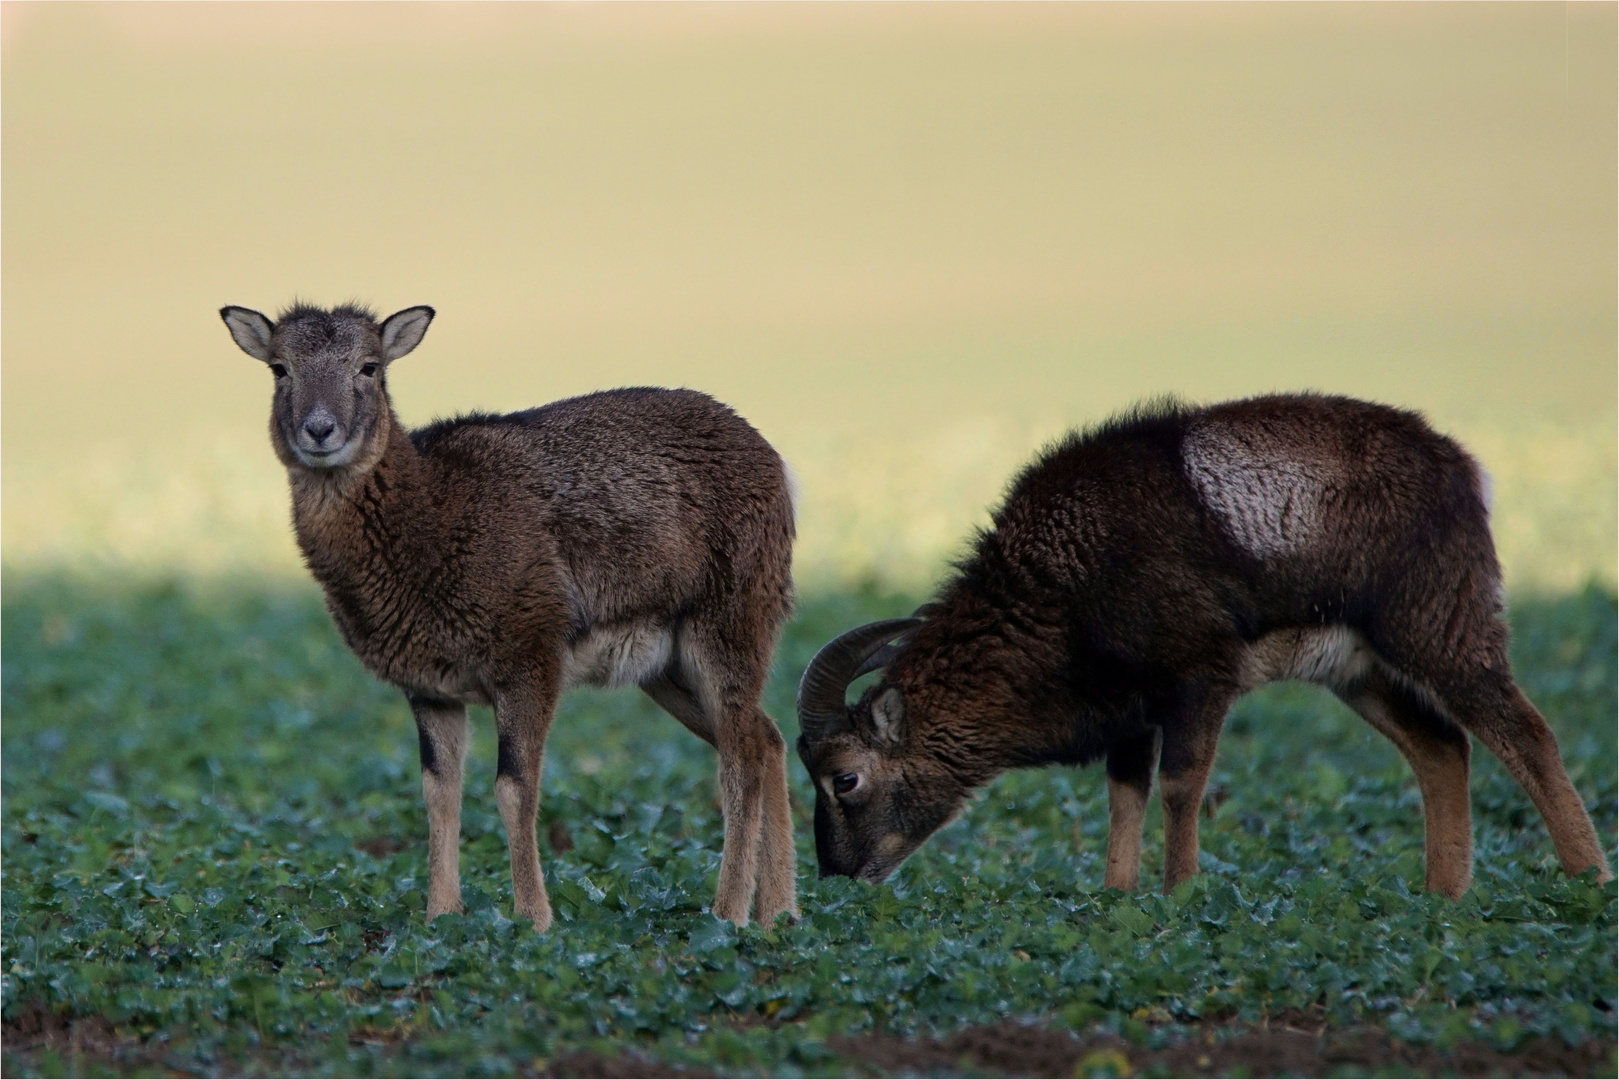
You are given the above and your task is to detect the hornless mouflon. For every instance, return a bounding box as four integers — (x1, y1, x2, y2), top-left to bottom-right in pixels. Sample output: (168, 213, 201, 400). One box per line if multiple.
(797, 394, 1611, 898)
(221, 302, 797, 929)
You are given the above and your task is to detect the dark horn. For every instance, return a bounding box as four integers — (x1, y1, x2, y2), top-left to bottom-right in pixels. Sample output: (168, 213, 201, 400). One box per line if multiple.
(796, 618, 922, 742)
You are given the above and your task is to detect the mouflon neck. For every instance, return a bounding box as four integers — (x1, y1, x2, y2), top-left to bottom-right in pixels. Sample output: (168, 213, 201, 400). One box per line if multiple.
(287, 407, 438, 610)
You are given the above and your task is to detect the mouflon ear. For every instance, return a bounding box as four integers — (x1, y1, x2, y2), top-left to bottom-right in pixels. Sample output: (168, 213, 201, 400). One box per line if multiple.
(868, 687, 906, 746)
(379, 306, 435, 360)
(220, 306, 274, 362)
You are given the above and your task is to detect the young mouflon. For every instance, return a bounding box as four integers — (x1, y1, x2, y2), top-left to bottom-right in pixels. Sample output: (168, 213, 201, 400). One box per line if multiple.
(220, 302, 798, 929)
(797, 394, 1610, 898)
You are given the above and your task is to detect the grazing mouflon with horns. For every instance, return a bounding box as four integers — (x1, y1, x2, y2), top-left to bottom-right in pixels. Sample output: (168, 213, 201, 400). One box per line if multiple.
(220, 302, 798, 929)
(797, 394, 1610, 898)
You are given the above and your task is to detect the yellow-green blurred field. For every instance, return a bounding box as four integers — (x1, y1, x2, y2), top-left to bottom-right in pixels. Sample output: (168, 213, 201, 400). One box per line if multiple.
(4, 3, 1614, 593)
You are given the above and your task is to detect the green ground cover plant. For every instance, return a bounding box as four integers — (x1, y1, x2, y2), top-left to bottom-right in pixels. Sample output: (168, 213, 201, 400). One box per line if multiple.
(2, 576, 1614, 1077)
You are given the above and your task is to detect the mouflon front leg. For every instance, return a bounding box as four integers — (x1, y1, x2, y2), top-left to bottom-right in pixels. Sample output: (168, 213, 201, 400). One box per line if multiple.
(412, 696, 469, 919)
(1103, 729, 1161, 891)
(1157, 682, 1237, 892)
(493, 675, 561, 929)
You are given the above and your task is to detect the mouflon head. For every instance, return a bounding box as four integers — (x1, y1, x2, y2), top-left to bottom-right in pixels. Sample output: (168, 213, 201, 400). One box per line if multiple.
(219, 303, 433, 471)
(795, 618, 975, 882)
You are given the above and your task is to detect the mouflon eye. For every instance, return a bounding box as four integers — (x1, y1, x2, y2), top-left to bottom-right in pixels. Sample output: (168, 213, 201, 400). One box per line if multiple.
(833, 773, 859, 795)
(269, 363, 289, 379)
(359, 362, 379, 377)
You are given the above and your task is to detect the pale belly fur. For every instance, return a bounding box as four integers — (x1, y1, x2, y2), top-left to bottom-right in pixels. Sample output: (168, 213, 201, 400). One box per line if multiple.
(560, 622, 673, 691)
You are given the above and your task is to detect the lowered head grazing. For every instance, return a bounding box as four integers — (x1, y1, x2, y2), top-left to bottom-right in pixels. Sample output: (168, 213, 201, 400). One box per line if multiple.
(796, 619, 973, 882)
(798, 394, 1611, 901)
(220, 303, 434, 471)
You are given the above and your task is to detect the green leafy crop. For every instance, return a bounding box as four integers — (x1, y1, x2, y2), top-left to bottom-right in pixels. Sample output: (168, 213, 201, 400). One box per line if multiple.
(3, 576, 1614, 1076)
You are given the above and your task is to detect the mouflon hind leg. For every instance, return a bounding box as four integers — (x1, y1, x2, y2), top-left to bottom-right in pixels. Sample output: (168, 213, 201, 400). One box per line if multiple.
(1443, 675, 1609, 883)
(643, 674, 717, 747)
(647, 676, 793, 919)
(680, 616, 797, 927)
(1374, 560, 1610, 886)
(645, 674, 796, 920)
(646, 670, 798, 921)
(749, 709, 799, 925)
(1335, 668, 1473, 898)
(708, 702, 766, 925)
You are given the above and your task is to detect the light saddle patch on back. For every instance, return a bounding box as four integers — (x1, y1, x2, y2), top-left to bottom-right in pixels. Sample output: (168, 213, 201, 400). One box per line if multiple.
(1182, 419, 1334, 558)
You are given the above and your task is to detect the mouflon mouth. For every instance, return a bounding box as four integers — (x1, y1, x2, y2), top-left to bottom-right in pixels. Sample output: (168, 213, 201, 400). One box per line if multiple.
(847, 857, 900, 884)
(815, 856, 888, 882)
(856, 833, 927, 883)
(293, 440, 360, 469)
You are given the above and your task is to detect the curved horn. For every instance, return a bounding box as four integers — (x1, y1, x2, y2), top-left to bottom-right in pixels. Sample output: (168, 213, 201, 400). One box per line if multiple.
(797, 618, 922, 742)
(846, 603, 937, 678)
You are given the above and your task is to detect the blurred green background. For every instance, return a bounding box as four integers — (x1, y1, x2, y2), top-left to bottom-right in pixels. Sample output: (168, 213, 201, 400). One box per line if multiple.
(3, 2, 1614, 590)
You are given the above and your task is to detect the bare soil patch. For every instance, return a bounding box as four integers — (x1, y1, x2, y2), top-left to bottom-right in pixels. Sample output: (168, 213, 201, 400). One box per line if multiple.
(540, 1051, 712, 1078)
(355, 835, 405, 858)
(830, 1019, 1617, 1078)
(1, 1001, 185, 1077)
(5, 1005, 1613, 1078)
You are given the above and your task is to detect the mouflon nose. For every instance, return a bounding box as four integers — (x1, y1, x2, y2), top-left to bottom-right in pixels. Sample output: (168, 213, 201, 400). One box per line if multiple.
(302, 408, 338, 445)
